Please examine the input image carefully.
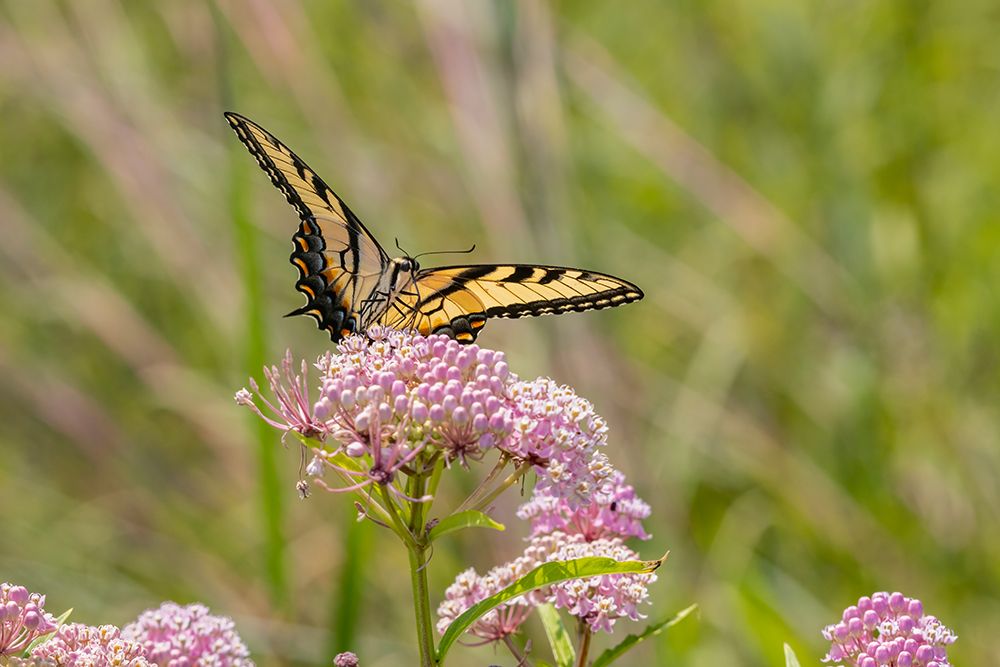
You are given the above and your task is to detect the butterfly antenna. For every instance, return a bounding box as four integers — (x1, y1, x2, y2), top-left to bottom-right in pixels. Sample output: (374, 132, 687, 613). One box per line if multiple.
(395, 237, 409, 256)
(413, 243, 476, 261)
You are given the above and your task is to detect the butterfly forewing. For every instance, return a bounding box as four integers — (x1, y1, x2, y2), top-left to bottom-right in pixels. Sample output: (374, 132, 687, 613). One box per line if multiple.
(225, 112, 389, 340)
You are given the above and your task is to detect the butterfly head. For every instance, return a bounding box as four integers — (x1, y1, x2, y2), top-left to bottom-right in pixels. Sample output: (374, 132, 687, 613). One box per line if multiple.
(388, 255, 420, 295)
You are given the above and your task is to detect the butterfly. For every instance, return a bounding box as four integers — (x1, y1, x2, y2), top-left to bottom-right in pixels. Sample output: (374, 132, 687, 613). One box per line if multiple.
(225, 112, 643, 344)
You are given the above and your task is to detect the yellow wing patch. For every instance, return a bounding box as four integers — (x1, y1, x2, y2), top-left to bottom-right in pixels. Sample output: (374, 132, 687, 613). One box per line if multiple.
(380, 264, 643, 342)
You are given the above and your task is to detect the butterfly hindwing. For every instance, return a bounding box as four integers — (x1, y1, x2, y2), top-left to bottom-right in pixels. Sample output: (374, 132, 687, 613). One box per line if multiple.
(382, 264, 644, 342)
(225, 112, 389, 341)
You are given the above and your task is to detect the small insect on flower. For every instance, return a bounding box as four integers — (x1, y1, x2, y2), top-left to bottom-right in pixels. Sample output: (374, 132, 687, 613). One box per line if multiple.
(822, 591, 957, 667)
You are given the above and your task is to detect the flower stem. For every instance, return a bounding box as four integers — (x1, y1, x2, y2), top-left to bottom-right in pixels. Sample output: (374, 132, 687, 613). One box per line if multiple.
(405, 465, 437, 667)
(456, 452, 510, 511)
(502, 634, 532, 666)
(575, 623, 592, 667)
(470, 460, 532, 512)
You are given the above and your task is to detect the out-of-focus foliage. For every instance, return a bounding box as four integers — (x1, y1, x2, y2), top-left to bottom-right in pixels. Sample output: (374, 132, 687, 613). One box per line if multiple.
(1, 1, 997, 665)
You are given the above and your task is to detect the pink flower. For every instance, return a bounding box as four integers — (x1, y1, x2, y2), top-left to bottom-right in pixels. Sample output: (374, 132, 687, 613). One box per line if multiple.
(517, 469, 650, 541)
(235, 350, 327, 439)
(506, 379, 611, 507)
(0, 582, 58, 656)
(437, 531, 656, 642)
(527, 532, 655, 633)
(333, 652, 359, 666)
(122, 602, 253, 666)
(435, 554, 539, 644)
(30, 623, 150, 666)
(822, 592, 956, 666)
(239, 330, 612, 504)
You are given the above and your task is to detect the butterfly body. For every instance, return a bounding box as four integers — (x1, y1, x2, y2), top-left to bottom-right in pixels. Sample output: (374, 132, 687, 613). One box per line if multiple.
(226, 112, 643, 344)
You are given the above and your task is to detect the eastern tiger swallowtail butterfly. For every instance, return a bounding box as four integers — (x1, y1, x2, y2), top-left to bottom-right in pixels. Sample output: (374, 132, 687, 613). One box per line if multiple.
(225, 112, 643, 344)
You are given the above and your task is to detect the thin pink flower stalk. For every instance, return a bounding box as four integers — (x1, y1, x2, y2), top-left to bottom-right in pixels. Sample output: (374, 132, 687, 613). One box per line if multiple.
(30, 623, 151, 666)
(235, 350, 327, 440)
(822, 592, 957, 667)
(122, 602, 253, 667)
(0, 583, 57, 656)
(238, 329, 613, 505)
(517, 469, 651, 541)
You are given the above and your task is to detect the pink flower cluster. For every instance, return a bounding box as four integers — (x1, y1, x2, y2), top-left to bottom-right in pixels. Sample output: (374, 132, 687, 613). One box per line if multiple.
(0, 582, 253, 667)
(507, 378, 613, 507)
(435, 550, 542, 643)
(122, 602, 253, 666)
(239, 329, 610, 504)
(822, 592, 957, 667)
(0, 583, 57, 656)
(29, 623, 151, 666)
(438, 467, 655, 639)
(517, 469, 651, 541)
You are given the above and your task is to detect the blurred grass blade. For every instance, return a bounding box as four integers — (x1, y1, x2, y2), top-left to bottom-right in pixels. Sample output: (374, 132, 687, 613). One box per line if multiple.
(428, 510, 505, 542)
(212, 5, 286, 610)
(537, 603, 575, 667)
(331, 503, 373, 655)
(438, 554, 663, 661)
(591, 603, 697, 667)
(784, 643, 802, 667)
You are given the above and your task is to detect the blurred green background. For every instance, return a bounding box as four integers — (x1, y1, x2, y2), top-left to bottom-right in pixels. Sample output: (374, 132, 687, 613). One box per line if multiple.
(1, 1, 998, 665)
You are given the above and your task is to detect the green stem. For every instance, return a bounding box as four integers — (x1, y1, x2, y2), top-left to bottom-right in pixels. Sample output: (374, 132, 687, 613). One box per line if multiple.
(405, 467, 437, 667)
(456, 452, 510, 511)
(470, 460, 532, 512)
(379, 483, 418, 550)
(575, 623, 592, 667)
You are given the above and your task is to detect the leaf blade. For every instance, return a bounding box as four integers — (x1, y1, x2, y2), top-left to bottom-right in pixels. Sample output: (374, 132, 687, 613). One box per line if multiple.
(784, 643, 802, 667)
(537, 603, 575, 667)
(428, 510, 505, 542)
(590, 603, 698, 667)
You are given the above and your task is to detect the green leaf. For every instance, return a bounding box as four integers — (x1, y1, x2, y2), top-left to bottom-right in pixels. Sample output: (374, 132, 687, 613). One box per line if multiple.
(590, 603, 698, 667)
(784, 643, 802, 667)
(537, 603, 575, 667)
(428, 510, 505, 542)
(437, 554, 664, 662)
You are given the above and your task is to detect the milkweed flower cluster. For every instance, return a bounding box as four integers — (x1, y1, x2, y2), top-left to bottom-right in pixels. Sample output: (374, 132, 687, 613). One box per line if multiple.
(28, 623, 151, 666)
(333, 652, 359, 667)
(122, 602, 253, 667)
(437, 468, 655, 638)
(435, 554, 540, 643)
(237, 329, 610, 504)
(517, 469, 651, 540)
(0, 583, 58, 657)
(822, 592, 957, 667)
(531, 533, 655, 633)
